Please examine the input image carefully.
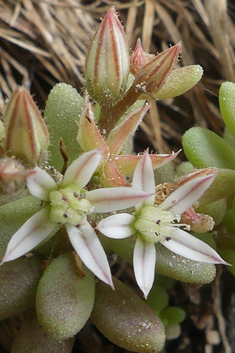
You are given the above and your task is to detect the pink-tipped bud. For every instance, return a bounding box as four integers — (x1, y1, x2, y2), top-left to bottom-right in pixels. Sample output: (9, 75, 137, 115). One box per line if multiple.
(133, 43, 181, 96)
(181, 207, 215, 233)
(85, 7, 130, 106)
(4, 87, 49, 167)
(0, 157, 28, 194)
(130, 39, 154, 75)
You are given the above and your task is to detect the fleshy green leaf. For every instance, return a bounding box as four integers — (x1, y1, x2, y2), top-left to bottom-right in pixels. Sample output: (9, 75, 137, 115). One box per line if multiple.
(165, 323, 181, 340)
(11, 315, 74, 353)
(196, 198, 227, 226)
(155, 243, 216, 283)
(219, 82, 235, 137)
(183, 127, 235, 169)
(155, 65, 203, 100)
(44, 83, 84, 171)
(176, 161, 195, 177)
(198, 169, 235, 206)
(36, 253, 95, 340)
(91, 277, 165, 353)
(222, 209, 235, 234)
(0, 256, 41, 320)
(160, 306, 186, 326)
(223, 127, 235, 150)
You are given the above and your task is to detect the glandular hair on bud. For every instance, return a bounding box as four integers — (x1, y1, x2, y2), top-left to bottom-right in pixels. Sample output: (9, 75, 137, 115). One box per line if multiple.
(4, 87, 49, 167)
(130, 39, 153, 76)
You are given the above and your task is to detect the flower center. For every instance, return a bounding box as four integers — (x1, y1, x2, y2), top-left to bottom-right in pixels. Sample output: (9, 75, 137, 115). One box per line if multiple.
(48, 186, 93, 226)
(134, 205, 180, 243)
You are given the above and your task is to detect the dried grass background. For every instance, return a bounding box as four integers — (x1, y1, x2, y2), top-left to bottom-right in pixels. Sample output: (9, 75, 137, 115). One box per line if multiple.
(0, 0, 235, 156)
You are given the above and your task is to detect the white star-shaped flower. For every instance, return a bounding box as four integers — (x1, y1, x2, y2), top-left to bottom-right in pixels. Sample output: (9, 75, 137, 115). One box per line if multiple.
(1, 149, 150, 289)
(97, 152, 228, 298)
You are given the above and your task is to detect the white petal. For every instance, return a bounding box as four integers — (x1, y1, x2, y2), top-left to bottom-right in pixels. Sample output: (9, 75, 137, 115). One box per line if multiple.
(97, 213, 136, 238)
(87, 187, 151, 213)
(66, 222, 114, 288)
(132, 152, 155, 206)
(1, 208, 56, 264)
(133, 237, 156, 299)
(161, 174, 216, 216)
(161, 228, 228, 264)
(62, 149, 102, 189)
(27, 167, 57, 201)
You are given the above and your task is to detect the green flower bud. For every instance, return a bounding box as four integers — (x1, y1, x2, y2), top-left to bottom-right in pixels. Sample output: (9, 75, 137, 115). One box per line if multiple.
(85, 7, 130, 106)
(4, 87, 49, 167)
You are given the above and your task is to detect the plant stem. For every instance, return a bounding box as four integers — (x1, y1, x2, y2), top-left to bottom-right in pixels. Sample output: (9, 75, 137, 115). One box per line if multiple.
(98, 86, 140, 135)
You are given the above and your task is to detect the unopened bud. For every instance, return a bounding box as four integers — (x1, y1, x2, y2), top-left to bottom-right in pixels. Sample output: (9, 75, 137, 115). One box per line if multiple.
(0, 158, 28, 194)
(181, 207, 215, 233)
(130, 39, 154, 75)
(4, 87, 49, 167)
(134, 43, 181, 96)
(85, 7, 130, 106)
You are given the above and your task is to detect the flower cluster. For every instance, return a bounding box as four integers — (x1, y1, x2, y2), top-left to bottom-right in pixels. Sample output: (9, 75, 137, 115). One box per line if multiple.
(0, 6, 227, 305)
(1, 147, 227, 297)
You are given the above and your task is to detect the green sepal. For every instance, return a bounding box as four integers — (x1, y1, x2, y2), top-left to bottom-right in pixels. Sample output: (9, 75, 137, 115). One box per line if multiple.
(182, 127, 235, 169)
(219, 82, 235, 138)
(11, 315, 75, 353)
(91, 277, 165, 353)
(0, 256, 41, 320)
(0, 196, 41, 259)
(36, 253, 95, 340)
(44, 83, 84, 171)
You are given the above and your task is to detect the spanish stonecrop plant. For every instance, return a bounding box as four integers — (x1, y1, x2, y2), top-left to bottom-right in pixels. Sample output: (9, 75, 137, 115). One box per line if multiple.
(0, 7, 231, 353)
